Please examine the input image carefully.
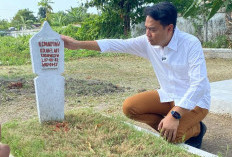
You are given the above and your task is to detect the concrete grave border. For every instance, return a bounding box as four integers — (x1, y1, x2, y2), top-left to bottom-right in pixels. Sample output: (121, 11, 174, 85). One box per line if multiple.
(210, 79, 232, 117)
(203, 48, 232, 59)
(124, 122, 218, 157)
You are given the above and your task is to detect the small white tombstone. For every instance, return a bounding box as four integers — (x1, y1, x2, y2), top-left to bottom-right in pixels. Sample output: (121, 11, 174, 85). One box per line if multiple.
(29, 21, 65, 123)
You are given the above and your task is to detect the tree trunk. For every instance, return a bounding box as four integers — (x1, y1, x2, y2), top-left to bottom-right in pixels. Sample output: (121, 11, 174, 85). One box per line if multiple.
(203, 16, 208, 42)
(123, 14, 130, 36)
(122, 2, 131, 37)
(203, 0, 208, 42)
(225, 12, 232, 44)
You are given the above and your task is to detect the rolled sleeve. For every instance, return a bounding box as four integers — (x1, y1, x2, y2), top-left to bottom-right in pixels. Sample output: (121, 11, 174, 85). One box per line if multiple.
(175, 41, 209, 110)
(97, 39, 110, 52)
(96, 36, 149, 59)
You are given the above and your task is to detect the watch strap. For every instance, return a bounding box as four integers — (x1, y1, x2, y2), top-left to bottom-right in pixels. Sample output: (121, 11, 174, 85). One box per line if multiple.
(171, 111, 181, 119)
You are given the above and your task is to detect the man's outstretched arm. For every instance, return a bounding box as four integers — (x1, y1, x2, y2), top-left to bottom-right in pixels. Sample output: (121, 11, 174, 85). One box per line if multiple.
(61, 35, 101, 51)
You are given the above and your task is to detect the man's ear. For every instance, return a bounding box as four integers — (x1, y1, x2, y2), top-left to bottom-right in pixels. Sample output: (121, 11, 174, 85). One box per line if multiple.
(168, 24, 174, 32)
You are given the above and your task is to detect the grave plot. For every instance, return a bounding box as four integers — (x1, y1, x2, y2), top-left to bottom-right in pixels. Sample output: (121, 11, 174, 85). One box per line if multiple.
(1, 108, 197, 157)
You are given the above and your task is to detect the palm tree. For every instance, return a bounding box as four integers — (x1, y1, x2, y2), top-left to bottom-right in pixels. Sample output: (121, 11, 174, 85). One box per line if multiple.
(50, 11, 67, 26)
(66, 7, 89, 24)
(38, 0, 54, 19)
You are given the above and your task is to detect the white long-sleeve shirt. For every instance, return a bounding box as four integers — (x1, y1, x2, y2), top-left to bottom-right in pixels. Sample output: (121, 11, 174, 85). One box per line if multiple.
(97, 27, 211, 110)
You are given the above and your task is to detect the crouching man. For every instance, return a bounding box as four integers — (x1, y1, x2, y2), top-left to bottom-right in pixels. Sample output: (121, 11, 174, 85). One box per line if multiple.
(61, 1, 210, 148)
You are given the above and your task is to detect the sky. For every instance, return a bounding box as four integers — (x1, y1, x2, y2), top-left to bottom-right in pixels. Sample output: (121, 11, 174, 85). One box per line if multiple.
(0, 0, 97, 21)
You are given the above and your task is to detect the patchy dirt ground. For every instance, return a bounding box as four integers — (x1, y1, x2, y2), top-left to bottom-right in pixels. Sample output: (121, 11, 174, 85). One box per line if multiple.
(0, 77, 232, 157)
(65, 78, 130, 96)
(202, 113, 232, 156)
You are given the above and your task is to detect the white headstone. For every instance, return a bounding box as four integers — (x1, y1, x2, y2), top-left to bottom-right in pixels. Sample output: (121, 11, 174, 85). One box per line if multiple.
(29, 21, 65, 123)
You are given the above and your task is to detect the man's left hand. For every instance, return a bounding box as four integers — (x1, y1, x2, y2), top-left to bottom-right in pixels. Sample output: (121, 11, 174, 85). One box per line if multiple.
(158, 115, 179, 142)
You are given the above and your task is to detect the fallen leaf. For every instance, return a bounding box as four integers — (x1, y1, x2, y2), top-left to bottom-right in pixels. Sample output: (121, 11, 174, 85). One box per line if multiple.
(94, 123, 103, 131)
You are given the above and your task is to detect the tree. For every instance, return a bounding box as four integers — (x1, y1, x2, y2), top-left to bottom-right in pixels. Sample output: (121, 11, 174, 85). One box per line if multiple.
(86, 0, 151, 36)
(11, 9, 37, 30)
(184, 0, 232, 21)
(85, 0, 194, 37)
(50, 11, 67, 26)
(76, 11, 124, 40)
(38, 7, 47, 19)
(183, 0, 232, 42)
(164, 0, 194, 15)
(66, 6, 89, 24)
(38, 0, 54, 19)
(183, 0, 212, 42)
(0, 20, 10, 30)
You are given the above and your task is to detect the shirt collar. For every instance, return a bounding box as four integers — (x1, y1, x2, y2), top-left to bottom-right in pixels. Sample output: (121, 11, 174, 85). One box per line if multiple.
(165, 27, 179, 52)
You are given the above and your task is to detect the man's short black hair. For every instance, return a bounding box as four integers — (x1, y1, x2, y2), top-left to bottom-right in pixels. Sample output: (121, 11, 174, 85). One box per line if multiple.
(145, 1, 177, 28)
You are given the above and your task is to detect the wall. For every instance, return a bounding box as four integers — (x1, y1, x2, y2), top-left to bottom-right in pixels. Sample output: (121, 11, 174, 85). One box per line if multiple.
(131, 12, 229, 42)
(177, 13, 227, 42)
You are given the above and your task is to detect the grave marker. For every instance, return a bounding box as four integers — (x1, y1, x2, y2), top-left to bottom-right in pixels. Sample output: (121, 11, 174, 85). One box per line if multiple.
(29, 21, 65, 123)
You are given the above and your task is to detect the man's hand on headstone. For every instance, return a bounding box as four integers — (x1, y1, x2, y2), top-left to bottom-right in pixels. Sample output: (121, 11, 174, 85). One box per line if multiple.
(61, 35, 80, 50)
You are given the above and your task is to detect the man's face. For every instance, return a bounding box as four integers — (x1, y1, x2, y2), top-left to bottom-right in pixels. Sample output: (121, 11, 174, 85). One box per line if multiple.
(145, 16, 173, 47)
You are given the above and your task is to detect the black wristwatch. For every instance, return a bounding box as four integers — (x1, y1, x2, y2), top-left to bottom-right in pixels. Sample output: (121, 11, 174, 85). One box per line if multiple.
(171, 111, 181, 119)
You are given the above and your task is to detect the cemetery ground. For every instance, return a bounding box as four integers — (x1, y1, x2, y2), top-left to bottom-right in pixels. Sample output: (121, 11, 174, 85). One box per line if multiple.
(0, 55, 232, 156)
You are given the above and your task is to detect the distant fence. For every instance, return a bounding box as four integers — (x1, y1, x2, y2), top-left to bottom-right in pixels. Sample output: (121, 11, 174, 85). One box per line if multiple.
(3, 29, 40, 37)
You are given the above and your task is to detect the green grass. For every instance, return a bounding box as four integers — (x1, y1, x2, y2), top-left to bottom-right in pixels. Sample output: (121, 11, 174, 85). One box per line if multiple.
(0, 36, 31, 66)
(1, 56, 232, 156)
(2, 108, 198, 157)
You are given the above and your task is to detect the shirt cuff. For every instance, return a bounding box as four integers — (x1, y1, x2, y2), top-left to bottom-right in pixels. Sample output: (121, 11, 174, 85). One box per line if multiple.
(96, 40, 109, 53)
(175, 98, 196, 110)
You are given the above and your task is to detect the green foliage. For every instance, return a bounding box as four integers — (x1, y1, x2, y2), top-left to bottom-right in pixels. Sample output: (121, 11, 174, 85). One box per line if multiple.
(0, 31, 7, 37)
(183, 0, 201, 18)
(76, 13, 123, 40)
(207, 0, 232, 21)
(0, 35, 31, 65)
(165, 0, 194, 15)
(0, 33, 126, 66)
(75, 15, 100, 40)
(66, 6, 90, 24)
(45, 6, 90, 27)
(53, 25, 79, 38)
(184, 0, 232, 21)
(38, 0, 54, 20)
(86, 0, 147, 36)
(85, 0, 195, 37)
(74, 12, 125, 40)
(38, 7, 46, 19)
(207, 0, 224, 21)
(49, 11, 67, 26)
(203, 35, 230, 48)
(94, 10, 125, 39)
(11, 9, 37, 30)
(0, 20, 10, 30)
(0, 34, 101, 66)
